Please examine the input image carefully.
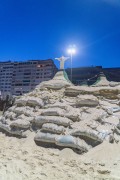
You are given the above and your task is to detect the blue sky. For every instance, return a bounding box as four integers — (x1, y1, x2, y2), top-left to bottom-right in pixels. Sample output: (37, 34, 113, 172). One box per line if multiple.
(0, 0, 120, 68)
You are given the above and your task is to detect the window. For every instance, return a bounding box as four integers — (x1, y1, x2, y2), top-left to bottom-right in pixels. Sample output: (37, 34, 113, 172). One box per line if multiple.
(23, 80, 30, 83)
(24, 73, 31, 75)
(23, 84, 30, 86)
(16, 91, 22, 93)
(15, 84, 22, 86)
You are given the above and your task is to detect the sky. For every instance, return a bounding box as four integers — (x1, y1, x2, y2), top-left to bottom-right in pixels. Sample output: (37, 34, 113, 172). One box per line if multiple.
(0, 0, 120, 68)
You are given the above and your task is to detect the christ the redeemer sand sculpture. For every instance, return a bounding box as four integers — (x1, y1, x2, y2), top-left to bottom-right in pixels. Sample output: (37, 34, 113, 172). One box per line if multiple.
(55, 56, 69, 70)
(0, 56, 120, 154)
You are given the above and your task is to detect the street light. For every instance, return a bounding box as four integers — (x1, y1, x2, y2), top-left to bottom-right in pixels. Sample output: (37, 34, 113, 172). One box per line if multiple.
(67, 46, 76, 82)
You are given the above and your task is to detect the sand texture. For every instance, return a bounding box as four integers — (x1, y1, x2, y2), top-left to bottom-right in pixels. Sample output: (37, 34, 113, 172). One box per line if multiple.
(0, 132, 120, 180)
(0, 70, 120, 179)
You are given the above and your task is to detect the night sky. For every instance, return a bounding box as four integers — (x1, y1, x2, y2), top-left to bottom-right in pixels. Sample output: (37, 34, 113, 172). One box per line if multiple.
(0, 0, 120, 68)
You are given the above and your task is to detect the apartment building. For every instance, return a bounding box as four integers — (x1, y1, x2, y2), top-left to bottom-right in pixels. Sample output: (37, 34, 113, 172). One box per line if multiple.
(0, 59, 57, 96)
(0, 61, 14, 97)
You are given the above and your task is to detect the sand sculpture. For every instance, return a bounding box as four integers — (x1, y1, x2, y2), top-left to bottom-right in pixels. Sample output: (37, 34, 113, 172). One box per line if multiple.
(0, 58, 120, 154)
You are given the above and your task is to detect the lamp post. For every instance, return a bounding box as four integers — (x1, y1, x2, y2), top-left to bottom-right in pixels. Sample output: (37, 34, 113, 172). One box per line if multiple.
(67, 46, 76, 82)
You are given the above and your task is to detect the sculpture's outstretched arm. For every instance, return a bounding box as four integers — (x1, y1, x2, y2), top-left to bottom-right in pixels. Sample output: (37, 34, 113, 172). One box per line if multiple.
(55, 58, 61, 61)
(55, 56, 70, 70)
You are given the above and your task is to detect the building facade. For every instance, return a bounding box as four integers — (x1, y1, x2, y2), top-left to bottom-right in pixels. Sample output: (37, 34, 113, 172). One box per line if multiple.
(0, 59, 57, 96)
(0, 61, 14, 97)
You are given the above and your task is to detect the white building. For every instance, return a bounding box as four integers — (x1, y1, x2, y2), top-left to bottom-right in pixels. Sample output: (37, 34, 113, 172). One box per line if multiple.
(0, 59, 57, 96)
(0, 61, 14, 97)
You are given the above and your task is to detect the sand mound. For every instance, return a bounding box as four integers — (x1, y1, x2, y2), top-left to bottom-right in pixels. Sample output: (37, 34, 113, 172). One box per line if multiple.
(82, 141, 120, 163)
(0, 70, 120, 154)
(0, 70, 120, 179)
(0, 133, 120, 180)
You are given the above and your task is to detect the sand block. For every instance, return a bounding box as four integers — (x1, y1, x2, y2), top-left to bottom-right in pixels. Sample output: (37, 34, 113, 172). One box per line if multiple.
(33, 116, 72, 127)
(76, 95, 99, 107)
(10, 119, 30, 129)
(41, 123, 65, 134)
(34, 132, 58, 143)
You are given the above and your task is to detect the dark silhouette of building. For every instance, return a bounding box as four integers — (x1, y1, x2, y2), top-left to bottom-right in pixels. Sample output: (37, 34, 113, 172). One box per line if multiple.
(66, 66, 120, 85)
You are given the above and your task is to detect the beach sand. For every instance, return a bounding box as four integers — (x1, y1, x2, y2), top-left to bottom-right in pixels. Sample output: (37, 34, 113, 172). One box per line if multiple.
(0, 132, 120, 180)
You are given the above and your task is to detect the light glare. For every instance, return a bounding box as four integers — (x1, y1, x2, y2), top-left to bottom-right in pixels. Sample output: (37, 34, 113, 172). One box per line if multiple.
(67, 48, 76, 54)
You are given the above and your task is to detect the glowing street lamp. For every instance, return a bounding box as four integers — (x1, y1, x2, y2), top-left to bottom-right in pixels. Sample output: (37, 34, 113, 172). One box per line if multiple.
(67, 46, 76, 82)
